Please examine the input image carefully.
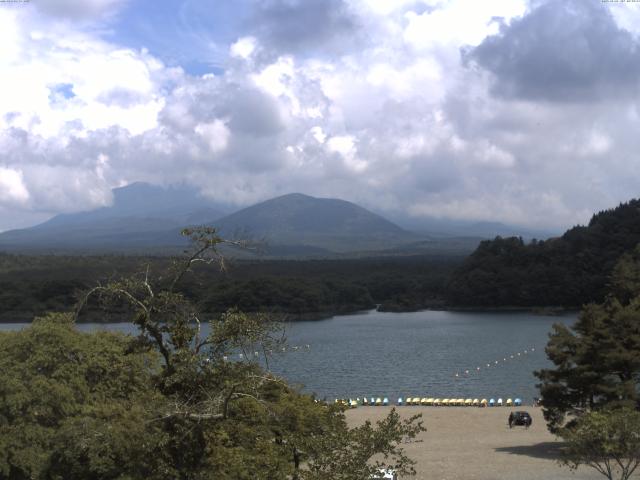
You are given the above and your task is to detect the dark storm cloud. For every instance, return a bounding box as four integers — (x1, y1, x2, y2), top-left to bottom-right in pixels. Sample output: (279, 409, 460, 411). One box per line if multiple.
(248, 0, 360, 55)
(466, 0, 640, 102)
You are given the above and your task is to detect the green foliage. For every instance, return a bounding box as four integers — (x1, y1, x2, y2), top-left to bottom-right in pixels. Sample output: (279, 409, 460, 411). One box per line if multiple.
(536, 247, 640, 432)
(0, 253, 461, 322)
(447, 199, 640, 307)
(559, 408, 640, 480)
(0, 312, 163, 480)
(0, 229, 425, 479)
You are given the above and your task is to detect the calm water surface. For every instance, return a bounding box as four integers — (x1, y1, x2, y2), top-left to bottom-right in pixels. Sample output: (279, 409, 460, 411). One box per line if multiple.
(1, 310, 576, 403)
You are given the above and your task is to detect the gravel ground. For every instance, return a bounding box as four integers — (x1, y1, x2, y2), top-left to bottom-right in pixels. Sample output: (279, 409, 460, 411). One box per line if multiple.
(345, 406, 606, 480)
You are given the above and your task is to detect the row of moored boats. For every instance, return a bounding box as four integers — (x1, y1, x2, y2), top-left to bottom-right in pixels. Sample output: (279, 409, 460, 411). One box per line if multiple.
(336, 397, 523, 408)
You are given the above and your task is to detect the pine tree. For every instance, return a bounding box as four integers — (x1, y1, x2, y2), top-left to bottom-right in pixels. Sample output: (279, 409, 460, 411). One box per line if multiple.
(536, 245, 640, 433)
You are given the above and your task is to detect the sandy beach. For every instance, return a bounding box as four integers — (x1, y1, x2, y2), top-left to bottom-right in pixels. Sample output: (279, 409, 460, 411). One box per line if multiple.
(346, 406, 604, 480)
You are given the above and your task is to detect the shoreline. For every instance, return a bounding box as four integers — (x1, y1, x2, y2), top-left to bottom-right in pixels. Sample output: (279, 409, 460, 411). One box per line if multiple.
(0, 305, 578, 324)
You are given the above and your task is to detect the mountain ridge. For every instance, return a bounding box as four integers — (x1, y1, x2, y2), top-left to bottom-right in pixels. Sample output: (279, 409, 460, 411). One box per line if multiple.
(0, 183, 489, 256)
(212, 192, 414, 253)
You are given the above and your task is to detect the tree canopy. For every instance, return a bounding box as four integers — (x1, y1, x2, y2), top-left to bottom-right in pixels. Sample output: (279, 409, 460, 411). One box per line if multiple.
(559, 408, 640, 480)
(0, 227, 424, 480)
(447, 199, 640, 307)
(535, 246, 640, 433)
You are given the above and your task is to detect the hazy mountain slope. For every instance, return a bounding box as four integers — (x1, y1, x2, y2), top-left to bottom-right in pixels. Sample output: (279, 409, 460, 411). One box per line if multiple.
(0, 183, 228, 251)
(390, 214, 557, 240)
(214, 193, 418, 253)
(0, 187, 492, 256)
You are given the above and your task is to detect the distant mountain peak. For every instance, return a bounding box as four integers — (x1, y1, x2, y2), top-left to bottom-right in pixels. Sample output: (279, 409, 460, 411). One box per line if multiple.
(0, 187, 422, 255)
(212, 192, 412, 253)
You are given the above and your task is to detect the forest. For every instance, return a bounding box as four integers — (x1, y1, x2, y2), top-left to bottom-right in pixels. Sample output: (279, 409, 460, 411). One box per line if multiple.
(0, 253, 462, 322)
(3, 198, 640, 321)
(446, 199, 640, 308)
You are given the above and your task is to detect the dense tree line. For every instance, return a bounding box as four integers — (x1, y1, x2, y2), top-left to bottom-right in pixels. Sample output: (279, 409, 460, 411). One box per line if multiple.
(0, 253, 462, 322)
(447, 199, 640, 307)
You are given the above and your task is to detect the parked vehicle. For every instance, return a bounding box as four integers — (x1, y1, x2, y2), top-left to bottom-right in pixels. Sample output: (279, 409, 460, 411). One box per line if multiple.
(508, 411, 532, 428)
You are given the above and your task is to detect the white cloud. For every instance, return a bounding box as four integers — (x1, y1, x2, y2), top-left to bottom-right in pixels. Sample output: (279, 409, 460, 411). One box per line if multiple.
(403, 0, 527, 49)
(0, 11, 166, 139)
(230, 36, 257, 59)
(2, 0, 640, 234)
(326, 135, 368, 173)
(195, 120, 231, 154)
(310, 126, 327, 143)
(0, 167, 30, 205)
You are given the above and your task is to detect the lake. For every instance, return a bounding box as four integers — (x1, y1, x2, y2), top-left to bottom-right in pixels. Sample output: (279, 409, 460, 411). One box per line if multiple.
(0, 309, 576, 403)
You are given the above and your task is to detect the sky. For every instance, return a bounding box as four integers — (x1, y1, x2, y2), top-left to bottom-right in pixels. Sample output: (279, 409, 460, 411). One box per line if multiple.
(1, 0, 640, 232)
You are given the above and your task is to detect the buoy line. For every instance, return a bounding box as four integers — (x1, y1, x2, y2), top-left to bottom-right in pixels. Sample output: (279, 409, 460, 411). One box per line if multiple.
(453, 346, 537, 379)
(221, 343, 311, 361)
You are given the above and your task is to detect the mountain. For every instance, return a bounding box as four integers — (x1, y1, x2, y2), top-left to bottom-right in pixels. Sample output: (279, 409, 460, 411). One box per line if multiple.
(446, 199, 640, 307)
(214, 193, 419, 253)
(390, 214, 557, 240)
(0, 183, 229, 252)
(0, 187, 481, 256)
